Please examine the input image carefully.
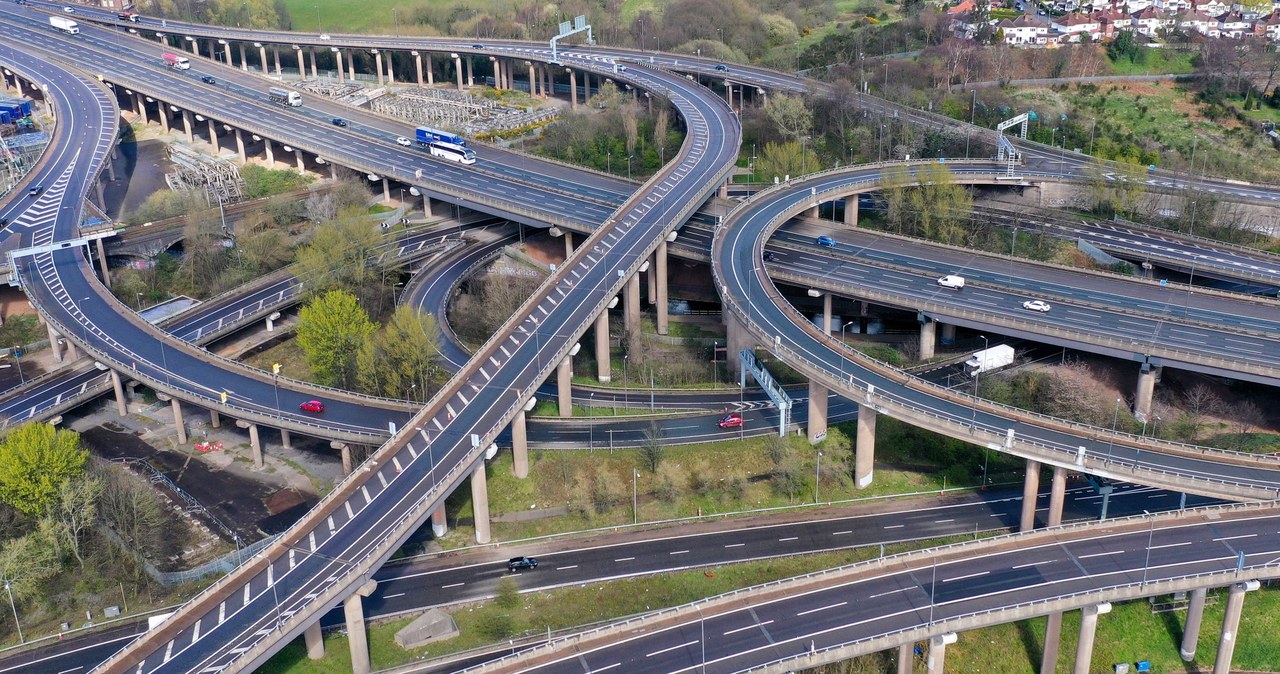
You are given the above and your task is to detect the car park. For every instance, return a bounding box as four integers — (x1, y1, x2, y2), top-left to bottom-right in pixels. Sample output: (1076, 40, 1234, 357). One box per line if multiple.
(1022, 299, 1051, 312)
(396, 136, 412, 146)
(299, 400, 325, 413)
(816, 235, 836, 247)
(717, 413, 744, 429)
(507, 556, 537, 571)
(200, 75, 216, 84)
(331, 118, 348, 127)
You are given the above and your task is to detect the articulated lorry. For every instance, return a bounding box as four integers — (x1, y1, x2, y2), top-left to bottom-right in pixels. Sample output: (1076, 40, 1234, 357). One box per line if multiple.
(162, 53, 190, 70)
(267, 87, 302, 107)
(415, 126, 467, 147)
(49, 16, 79, 34)
(964, 344, 1015, 377)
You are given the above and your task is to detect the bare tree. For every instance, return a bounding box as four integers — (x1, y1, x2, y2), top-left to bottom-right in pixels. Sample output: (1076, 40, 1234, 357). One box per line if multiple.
(639, 422, 665, 473)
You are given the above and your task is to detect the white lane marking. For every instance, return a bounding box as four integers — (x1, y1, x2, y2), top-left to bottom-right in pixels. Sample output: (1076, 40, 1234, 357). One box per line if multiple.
(669, 550, 689, 555)
(441, 582, 465, 589)
(1012, 559, 1057, 569)
(1151, 542, 1193, 550)
(943, 571, 989, 583)
(869, 586, 915, 599)
(383, 593, 405, 599)
(615, 557, 636, 562)
(646, 640, 699, 658)
(778, 537, 798, 542)
(796, 601, 847, 617)
(724, 619, 774, 636)
(884, 524, 904, 529)
(1214, 534, 1257, 542)
(1078, 550, 1125, 559)
(724, 543, 745, 548)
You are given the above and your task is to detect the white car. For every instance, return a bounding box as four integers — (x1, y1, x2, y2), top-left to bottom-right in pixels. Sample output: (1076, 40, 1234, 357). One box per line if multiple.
(1022, 299, 1051, 313)
(62, 6, 75, 11)
(319, 34, 331, 40)
(395, 136, 412, 146)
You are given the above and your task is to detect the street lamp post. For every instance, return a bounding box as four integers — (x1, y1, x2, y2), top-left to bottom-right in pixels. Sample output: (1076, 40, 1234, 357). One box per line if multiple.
(814, 451, 822, 503)
(633, 470, 639, 524)
(1141, 510, 1155, 586)
(4, 582, 22, 643)
(626, 155, 633, 180)
(607, 151, 611, 175)
(1107, 397, 1122, 462)
(589, 393, 594, 449)
(11, 345, 21, 385)
(971, 335, 988, 427)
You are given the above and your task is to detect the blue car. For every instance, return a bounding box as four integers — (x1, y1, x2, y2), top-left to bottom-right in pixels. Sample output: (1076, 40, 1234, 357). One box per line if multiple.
(816, 235, 836, 247)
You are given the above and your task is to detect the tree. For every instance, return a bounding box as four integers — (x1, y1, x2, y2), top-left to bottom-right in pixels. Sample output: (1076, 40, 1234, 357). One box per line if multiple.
(0, 529, 58, 602)
(0, 423, 88, 516)
(756, 141, 820, 183)
(638, 422, 665, 473)
(98, 465, 168, 573)
(52, 475, 103, 569)
(1107, 30, 1141, 64)
(356, 306, 442, 400)
(763, 93, 813, 141)
(904, 163, 972, 245)
(297, 290, 376, 389)
(293, 215, 389, 310)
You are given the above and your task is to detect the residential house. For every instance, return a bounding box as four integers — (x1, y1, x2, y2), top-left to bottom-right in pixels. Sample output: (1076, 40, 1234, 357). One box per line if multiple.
(1177, 9, 1220, 34)
(1052, 11, 1101, 38)
(1092, 7, 1132, 36)
(1216, 9, 1251, 35)
(999, 13, 1052, 42)
(1132, 6, 1176, 34)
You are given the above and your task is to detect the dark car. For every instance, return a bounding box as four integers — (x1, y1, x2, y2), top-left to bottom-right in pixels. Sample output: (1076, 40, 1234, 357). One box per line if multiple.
(27, 185, 42, 197)
(299, 400, 325, 413)
(331, 117, 348, 127)
(0, 217, 8, 227)
(200, 75, 216, 84)
(472, 43, 485, 49)
(714, 64, 729, 71)
(762, 251, 777, 262)
(507, 556, 537, 572)
(717, 413, 744, 429)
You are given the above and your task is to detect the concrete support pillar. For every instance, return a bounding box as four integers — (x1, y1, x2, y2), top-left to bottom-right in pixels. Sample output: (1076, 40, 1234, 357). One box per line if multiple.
(96, 238, 111, 288)
(342, 580, 378, 674)
(843, 195, 858, 225)
(940, 324, 956, 346)
(926, 634, 954, 674)
(1179, 587, 1209, 661)
(624, 273, 641, 334)
(528, 62, 537, 95)
(295, 47, 305, 79)
(655, 240, 669, 335)
(564, 232, 574, 258)
(94, 181, 106, 209)
(180, 110, 193, 143)
(453, 54, 463, 90)
(898, 643, 913, 674)
(329, 163, 337, 180)
(428, 507, 447, 537)
(421, 195, 433, 218)
(223, 41, 233, 66)
(341, 445, 353, 474)
(295, 149, 305, 172)
(807, 203, 819, 218)
(171, 398, 187, 444)
(491, 58, 501, 89)
(382, 178, 391, 203)
(281, 429, 292, 449)
(304, 621, 323, 659)
(134, 92, 148, 124)
(511, 409, 528, 478)
(234, 128, 246, 162)
(264, 139, 275, 167)
(919, 318, 936, 360)
(336, 49, 345, 81)
(1214, 582, 1256, 674)
(1048, 465, 1067, 527)
(210, 410, 221, 428)
(1021, 459, 1041, 531)
(189, 39, 198, 55)
(385, 51, 394, 84)
(309, 48, 318, 78)
(1040, 611, 1063, 674)
(110, 371, 127, 417)
(594, 311, 611, 383)
(808, 380, 828, 444)
(568, 68, 578, 108)
(158, 104, 170, 134)
(239, 44, 247, 71)
(347, 50, 355, 80)
(1135, 364, 1160, 419)
(1072, 603, 1110, 674)
(425, 53, 434, 85)
(273, 46, 282, 76)
(207, 119, 219, 154)
(471, 463, 491, 544)
(48, 324, 64, 363)
(822, 293, 833, 335)
(248, 423, 263, 468)
(646, 253, 657, 301)
(466, 57, 474, 87)
(557, 356, 573, 417)
(374, 50, 384, 86)
(259, 45, 268, 76)
(855, 404, 876, 488)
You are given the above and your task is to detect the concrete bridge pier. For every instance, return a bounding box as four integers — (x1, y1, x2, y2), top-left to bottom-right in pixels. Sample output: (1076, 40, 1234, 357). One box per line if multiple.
(472, 462, 491, 544)
(257, 44, 268, 76)
(452, 53, 462, 89)
(1135, 363, 1161, 419)
(1040, 611, 1063, 674)
(343, 579, 379, 674)
(489, 57, 500, 90)
(897, 642, 913, 674)
(307, 48, 318, 79)
(347, 50, 356, 80)
(647, 254, 657, 304)
(466, 57, 474, 87)
(303, 621, 324, 659)
(1072, 602, 1111, 674)
(210, 409, 221, 427)
(855, 403, 875, 488)
(511, 409, 529, 478)
(595, 309, 611, 383)
(655, 238, 670, 335)
(940, 323, 955, 345)
(926, 633, 956, 674)
(158, 395, 187, 444)
(294, 47, 305, 80)
(1180, 587, 1208, 661)
(567, 68, 578, 108)
(1213, 581, 1259, 674)
(158, 103, 171, 134)
(280, 429, 292, 449)
(808, 380, 828, 444)
(234, 128, 246, 162)
(47, 324, 63, 362)
(528, 61, 537, 95)
(373, 50, 384, 86)
(180, 110, 194, 143)
(238, 44, 247, 71)
(273, 46, 283, 76)
(96, 238, 111, 288)
(133, 92, 148, 124)
(207, 119, 219, 154)
(918, 316, 936, 360)
(412, 51, 423, 85)
(381, 178, 391, 203)
(843, 195, 858, 226)
(223, 41, 233, 67)
(295, 149, 305, 172)
(334, 48, 345, 81)
(817, 291, 832, 334)
(187, 37, 198, 55)
(724, 307, 756, 379)
(625, 271, 642, 334)
(1020, 459, 1041, 531)
(564, 231, 574, 257)
(263, 139, 275, 167)
(1048, 465, 1067, 526)
(110, 371, 127, 417)
(332, 441, 353, 474)
(431, 508, 447, 538)
(236, 420, 263, 468)
(557, 356, 573, 416)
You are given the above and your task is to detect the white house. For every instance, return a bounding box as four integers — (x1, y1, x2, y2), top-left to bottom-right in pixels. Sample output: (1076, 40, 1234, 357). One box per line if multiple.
(1052, 11, 1101, 38)
(1177, 9, 1219, 34)
(1217, 9, 1251, 35)
(999, 14, 1052, 42)
(1132, 6, 1176, 34)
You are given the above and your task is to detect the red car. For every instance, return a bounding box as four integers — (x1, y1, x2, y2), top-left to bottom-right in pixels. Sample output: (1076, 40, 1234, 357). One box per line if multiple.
(299, 400, 325, 413)
(717, 413, 744, 429)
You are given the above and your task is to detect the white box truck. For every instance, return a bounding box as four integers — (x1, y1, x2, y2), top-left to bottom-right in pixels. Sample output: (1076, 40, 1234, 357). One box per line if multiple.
(49, 16, 80, 34)
(965, 344, 1015, 376)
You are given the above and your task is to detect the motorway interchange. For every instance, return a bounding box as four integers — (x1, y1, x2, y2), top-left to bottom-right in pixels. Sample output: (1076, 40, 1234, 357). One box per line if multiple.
(3, 3, 1280, 673)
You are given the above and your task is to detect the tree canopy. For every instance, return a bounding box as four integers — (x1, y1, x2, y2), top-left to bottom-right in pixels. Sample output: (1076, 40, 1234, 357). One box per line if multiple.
(356, 306, 442, 401)
(0, 423, 88, 516)
(297, 290, 377, 389)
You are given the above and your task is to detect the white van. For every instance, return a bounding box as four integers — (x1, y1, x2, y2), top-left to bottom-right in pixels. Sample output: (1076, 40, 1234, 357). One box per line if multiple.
(937, 275, 965, 290)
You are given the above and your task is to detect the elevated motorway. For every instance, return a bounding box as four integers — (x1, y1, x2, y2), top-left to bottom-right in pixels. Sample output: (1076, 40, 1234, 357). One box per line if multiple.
(713, 161, 1280, 503)
(91, 34, 742, 674)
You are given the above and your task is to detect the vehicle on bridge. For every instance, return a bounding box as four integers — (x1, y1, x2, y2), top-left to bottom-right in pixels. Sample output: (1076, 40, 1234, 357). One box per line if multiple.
(298, 400, 325, 413)
(415, 126, 468, 147)
(936, 274, 966, 290)
(428, 141, 477, 165)
(1022, 299, 1051, 313)
(117, 11, 138, 21)
(507, 556, 537, 572)
(162, 53, 190, 70)
(268, 86, 303, 107)
(964, 344, 1016, 377)
(48, 15, 79, 33)
(816, 235, 836, 247)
